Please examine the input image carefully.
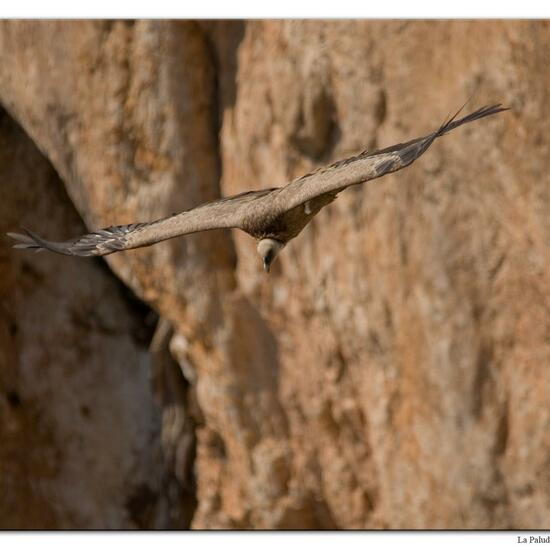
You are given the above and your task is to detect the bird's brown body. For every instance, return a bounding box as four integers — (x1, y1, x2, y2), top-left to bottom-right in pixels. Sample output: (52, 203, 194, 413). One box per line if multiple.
(8, 104, 509, 273)
(242, 190, 338, 243)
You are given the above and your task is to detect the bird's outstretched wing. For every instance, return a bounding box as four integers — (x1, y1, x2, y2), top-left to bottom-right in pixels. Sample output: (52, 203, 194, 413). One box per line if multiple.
(273, 104, 509, 212)
(8, 188, 276, 257)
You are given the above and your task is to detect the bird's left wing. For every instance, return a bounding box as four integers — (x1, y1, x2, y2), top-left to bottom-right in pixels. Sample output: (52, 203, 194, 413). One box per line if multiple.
(272, 104, 509, 213)
(8, 188, 276, 257)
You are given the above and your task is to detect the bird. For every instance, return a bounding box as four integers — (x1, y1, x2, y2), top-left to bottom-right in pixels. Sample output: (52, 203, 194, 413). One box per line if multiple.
(8, 103, 508, 273)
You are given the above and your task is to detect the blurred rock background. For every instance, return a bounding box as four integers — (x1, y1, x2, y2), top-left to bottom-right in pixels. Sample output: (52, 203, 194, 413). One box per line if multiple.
(0, 20, 548, 529)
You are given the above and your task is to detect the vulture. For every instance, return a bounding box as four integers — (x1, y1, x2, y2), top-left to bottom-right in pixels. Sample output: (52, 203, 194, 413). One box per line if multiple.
(8, 104, 508, 273)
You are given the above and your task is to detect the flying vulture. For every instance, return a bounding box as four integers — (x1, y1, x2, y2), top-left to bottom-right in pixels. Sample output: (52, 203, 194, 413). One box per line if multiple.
(8, 104, 508, 273)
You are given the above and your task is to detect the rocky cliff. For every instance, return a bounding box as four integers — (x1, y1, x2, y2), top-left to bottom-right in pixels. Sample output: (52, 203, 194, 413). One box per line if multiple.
(0, 20, 549, 529)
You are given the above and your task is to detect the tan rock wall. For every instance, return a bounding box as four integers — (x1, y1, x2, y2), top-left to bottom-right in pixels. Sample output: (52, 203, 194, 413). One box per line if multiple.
(0, 20, 549, 529)
(0, 107, 172, 528)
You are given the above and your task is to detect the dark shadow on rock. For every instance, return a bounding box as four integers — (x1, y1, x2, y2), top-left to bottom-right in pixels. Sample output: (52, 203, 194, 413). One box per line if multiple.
(0, 106, 190, 528)
(199, 20, 246, 118)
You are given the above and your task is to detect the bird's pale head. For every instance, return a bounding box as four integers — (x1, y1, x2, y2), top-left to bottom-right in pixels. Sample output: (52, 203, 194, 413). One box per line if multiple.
(257, 238, 284, 274)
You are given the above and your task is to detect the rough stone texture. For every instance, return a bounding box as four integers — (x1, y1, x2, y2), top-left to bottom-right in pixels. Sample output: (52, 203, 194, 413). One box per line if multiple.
(0, 107, 172, 528)
(0, 20, 549, 529)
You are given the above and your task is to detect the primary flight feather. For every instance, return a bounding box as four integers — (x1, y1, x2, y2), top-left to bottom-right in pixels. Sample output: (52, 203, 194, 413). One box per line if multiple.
(8, 104, 509, 273)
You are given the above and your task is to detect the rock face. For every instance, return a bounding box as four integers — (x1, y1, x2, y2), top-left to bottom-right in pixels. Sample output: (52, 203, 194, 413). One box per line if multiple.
(0, 107, 171, 528)
(0, 20, 549, 529)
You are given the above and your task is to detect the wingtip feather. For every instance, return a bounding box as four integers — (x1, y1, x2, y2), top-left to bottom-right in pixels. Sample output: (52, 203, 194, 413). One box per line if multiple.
(7, 230, 39, 249)
(7, 228, 74, 255)
(438, 103, 510, 136)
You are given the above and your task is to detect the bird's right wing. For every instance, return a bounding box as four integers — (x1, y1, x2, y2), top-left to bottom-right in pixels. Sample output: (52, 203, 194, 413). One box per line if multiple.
(8, 188, 276, 257)
(272, 104, 509, 213)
